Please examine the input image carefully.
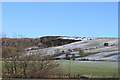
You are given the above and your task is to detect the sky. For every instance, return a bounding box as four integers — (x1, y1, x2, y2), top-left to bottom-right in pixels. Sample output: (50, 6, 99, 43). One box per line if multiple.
(2, 2, 118, 38)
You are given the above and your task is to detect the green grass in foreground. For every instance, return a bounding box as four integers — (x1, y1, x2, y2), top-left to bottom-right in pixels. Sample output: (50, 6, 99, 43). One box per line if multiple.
(0, 61, 2, 77)
(56, 60, 118, 78)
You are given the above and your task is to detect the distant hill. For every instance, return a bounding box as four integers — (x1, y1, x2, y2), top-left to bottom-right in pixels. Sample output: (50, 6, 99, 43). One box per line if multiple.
(39, 36, 84, 48)
(23, 36, 119, 61)
(2, 36, 84, 58)
(2, 36, 119, 61)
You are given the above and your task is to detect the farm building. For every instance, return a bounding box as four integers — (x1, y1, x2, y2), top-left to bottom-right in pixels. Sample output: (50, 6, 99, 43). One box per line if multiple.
(104, 42, 115, 46)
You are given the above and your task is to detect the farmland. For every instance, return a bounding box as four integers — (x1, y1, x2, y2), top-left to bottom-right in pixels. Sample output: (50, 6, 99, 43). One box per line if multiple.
(57, 60, 118, 78)
(1, 36, 119, 79)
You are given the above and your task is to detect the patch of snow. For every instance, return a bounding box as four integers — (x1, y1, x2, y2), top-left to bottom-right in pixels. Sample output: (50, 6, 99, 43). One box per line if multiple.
(76, 51, 119, 60)
(57, 36, 95, 41)
(22, 38, 119, 61)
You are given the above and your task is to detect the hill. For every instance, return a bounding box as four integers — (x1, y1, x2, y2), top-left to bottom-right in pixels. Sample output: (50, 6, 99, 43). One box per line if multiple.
(21, 36, 119, 61)
(2, 36, 119, 78)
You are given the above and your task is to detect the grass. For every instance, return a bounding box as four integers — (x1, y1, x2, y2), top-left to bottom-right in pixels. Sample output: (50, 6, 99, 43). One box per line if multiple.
(68, 52, 99, 59)
(0, 61, 2, 78)
(1, 60, 118, 78)
(80, 50, 118, 57)
(66, 50, 118, 59)
(56, 60, 118, 78)
(104, 53, 116, 57)
(81, 52, 99, 57)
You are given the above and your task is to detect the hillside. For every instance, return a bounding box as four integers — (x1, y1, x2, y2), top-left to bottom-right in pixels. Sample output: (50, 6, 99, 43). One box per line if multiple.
(2, 36, 78, 58)
(2, 36, 119, 78)
(22, 36, 119, 61)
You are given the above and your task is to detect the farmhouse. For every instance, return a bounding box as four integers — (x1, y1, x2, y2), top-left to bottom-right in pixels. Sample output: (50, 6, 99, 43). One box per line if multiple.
(104, 42, 115, 46)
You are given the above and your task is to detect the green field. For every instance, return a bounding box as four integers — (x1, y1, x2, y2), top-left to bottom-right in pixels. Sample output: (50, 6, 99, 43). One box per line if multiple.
(57, 60, 118, 78)
(1, 60, 118, 78)
(0, 61, 2, 77)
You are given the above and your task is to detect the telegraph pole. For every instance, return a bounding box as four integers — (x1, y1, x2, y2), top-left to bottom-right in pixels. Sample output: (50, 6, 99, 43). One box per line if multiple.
(69, 55, 71, 79)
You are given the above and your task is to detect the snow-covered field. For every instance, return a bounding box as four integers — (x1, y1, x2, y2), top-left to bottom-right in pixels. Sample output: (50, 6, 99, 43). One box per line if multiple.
(76, 51, 119, 61)
(23, 38, 119, 61)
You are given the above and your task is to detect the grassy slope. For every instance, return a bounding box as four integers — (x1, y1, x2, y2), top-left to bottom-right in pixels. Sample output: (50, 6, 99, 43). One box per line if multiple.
(57, 60, 118, 78)
(104, 53, 116, 57)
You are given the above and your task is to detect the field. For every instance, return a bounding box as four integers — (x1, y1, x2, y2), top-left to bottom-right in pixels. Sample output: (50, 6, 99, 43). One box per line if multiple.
(0, 61, 2, 78)
(1, 37, 119, 78)
(57, 60, 118, 78)
(1, 60, 118, 78)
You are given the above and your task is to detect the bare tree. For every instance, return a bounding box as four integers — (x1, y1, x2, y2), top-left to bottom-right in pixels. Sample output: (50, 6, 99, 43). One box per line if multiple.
(0, 32, 7, 38)
(3, 49, 59, 78)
